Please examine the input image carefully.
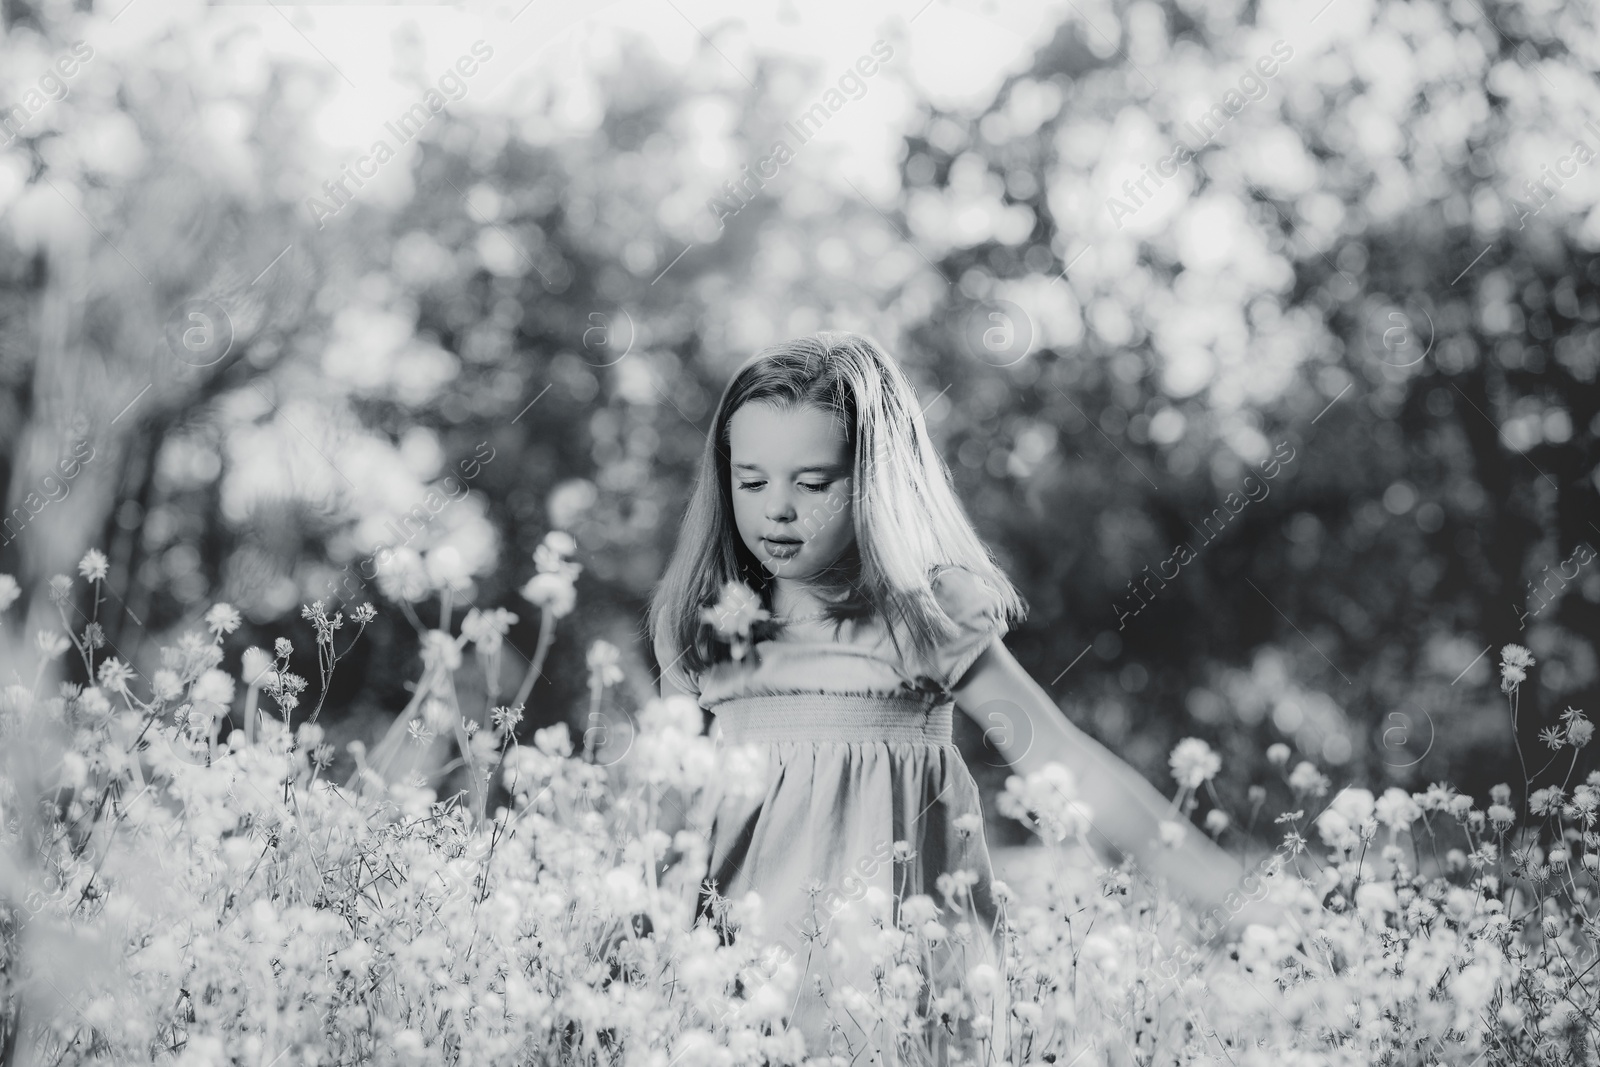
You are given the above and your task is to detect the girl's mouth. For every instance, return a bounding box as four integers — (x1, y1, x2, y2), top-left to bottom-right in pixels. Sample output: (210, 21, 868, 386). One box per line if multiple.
(762, 537, 802, 560)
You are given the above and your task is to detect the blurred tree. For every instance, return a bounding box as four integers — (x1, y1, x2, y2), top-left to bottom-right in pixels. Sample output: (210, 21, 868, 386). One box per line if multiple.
(887, 0, 1600, 824)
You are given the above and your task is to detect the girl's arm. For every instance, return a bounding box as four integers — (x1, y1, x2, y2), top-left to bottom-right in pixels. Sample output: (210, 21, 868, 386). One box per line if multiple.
(953, 639, 1284, 938)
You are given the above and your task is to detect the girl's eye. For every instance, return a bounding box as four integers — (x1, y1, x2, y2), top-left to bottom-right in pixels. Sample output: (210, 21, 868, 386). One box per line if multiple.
(799, 482, 830, 493)
(737, 480, 765, 491)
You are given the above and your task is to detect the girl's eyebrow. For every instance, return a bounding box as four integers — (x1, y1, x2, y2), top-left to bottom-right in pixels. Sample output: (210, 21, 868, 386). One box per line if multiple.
(731, 461, 847, 476)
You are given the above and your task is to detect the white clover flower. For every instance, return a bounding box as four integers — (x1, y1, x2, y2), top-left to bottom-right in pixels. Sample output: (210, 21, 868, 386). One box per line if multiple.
(420, 629, 462, 672)
(1204, 809, 1230, 835)
(1452, 959, 1499, 1014)
(542, 530, 577, 557)
(1417, 782, 1456, 811)
(899, 894, 940, 927)
(241, 647, 273, 687)
(533, 722, 573, 758)
(203, 603, 241, 637)
(586, 639, 623, 687)
(1157, 820, 1188, 848)
(639, 694, 702, 737)
(192, 669, 236, 706)
(424, 545, 471, 590)
(152, 669, 183, 702)
(421, 698, 456, 733)
(1569, 717, 1595, 748)
(1315, 810, 1352, 850)
(1266, 742, 1291, 766)
(375, 547, 430, 604)
(1530, 786, 1567, 816)
(887, 962, 923, 997)
(97, 657, 135, 694)
(1375, 787, 1422, 834)
(35, 629, 70, 660)
(700, 581, 770, 641)
(1500, 643, 1534, 670)
(58, 751, 89, 790)
(1499, 644, 1534, 692)
(717, 741, 769, 799)
(520, 572, 577, 618)
(77, 549, 109, 583)
(1012, 1001, 1043, 1031)
(934, 870, 964, 904)
(491, 703, 524, 734)
(460, 606, 517, 655)
(1354, 882, 1399, 915)
(534, 537, 585, 587)
(1288, 760, 1330, 797)
(967, 962, 999, 999)
(996, 762, 1094, 842)
(1330, 787, 1376, 826)
(77, 686, 110, 715)
(1169, 737, 1221, 789)
(0, 574, 20, 612)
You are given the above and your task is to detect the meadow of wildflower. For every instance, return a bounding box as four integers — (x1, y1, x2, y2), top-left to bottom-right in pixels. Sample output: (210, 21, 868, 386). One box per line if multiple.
(2, 537, 1598, 1067)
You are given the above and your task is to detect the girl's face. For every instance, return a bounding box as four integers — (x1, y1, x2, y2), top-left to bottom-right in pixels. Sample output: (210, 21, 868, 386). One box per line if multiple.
(727, 400, 855, 582)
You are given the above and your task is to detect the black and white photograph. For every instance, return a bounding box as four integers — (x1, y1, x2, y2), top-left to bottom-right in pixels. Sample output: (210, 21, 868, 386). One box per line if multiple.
(1, 0, 1598, 1063)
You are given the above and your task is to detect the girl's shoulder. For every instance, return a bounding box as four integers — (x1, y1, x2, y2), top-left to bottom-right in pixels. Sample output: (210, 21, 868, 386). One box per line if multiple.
(908, 563, 1011, 691)
(927, 562, 1005, 621)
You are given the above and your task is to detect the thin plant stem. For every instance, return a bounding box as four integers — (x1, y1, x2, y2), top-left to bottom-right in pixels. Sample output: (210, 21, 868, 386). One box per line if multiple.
(509, 607, 555, 714)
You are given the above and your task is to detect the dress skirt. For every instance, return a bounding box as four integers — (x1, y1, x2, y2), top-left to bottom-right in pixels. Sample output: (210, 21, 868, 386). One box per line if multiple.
(694, 693, 1012, 1065)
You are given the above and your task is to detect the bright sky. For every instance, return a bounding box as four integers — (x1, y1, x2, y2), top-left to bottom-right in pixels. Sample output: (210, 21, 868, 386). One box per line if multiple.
(97, 0, 1080, 193)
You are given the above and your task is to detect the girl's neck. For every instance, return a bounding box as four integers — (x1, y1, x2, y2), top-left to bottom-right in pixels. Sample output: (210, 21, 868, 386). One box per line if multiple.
(770, 577, 834, 619)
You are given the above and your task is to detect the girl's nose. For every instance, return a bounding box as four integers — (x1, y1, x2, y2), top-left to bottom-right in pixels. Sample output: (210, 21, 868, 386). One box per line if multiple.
(765, 490, 796, 522)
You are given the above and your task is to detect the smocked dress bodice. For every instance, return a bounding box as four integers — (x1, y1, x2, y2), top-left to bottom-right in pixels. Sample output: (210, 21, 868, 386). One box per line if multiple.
(688, 562, 1011, 717)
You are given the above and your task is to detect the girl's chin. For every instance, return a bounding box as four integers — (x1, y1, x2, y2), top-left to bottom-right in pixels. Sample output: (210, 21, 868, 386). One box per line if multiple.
(759, 555, 800, 576)
(757, 553, 816, 579)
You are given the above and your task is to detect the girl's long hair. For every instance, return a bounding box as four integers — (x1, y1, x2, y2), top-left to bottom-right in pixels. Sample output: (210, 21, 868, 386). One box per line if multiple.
(648, 330, 1025, 693)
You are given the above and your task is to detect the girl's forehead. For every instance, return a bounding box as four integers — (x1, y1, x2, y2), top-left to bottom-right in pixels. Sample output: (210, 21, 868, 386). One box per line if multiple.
(728, 401, 850, 464)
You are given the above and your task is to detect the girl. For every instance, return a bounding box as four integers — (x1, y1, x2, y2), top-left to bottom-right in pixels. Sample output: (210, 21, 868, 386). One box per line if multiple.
(649, 331, 1269, 1063)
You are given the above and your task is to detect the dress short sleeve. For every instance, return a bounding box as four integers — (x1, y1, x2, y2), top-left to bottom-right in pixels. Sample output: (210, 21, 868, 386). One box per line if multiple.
(653, 630, 702, 700)
(925, 564, 1009, 691)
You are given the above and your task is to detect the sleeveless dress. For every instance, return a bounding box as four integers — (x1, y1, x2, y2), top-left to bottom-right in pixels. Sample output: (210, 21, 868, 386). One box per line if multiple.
(683, 564, 1014, 1065)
